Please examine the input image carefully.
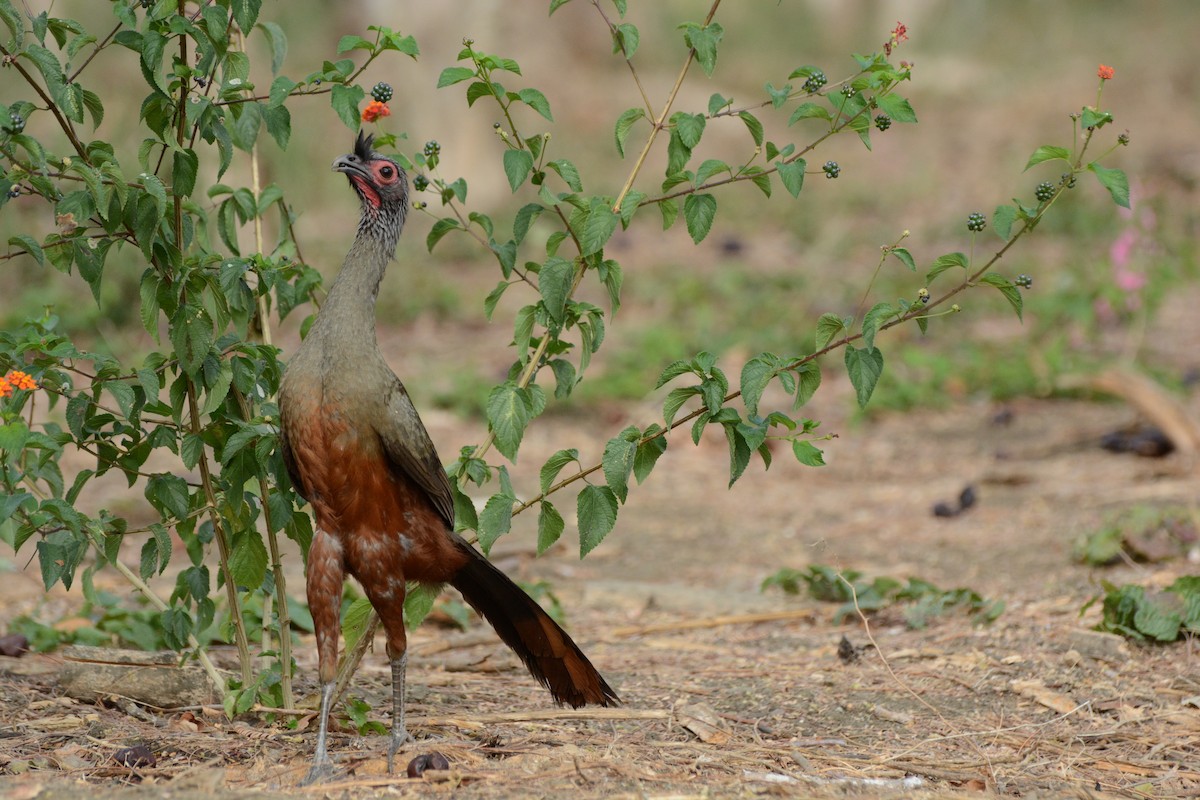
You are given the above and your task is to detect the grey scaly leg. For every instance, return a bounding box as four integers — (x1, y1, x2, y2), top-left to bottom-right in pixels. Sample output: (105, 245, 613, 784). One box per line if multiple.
(301, 681, 336, 785)
(386, 652, 415, 774)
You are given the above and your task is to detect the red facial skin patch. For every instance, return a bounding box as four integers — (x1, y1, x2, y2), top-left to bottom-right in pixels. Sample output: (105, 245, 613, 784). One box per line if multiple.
(351, 175, 381, 209)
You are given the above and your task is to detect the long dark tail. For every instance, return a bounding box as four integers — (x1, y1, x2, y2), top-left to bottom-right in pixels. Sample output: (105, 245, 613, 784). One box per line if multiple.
(448, 535, 618, 708)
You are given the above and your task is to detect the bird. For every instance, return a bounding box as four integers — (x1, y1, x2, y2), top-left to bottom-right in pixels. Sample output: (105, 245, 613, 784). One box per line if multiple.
(278, 131, 618, 784)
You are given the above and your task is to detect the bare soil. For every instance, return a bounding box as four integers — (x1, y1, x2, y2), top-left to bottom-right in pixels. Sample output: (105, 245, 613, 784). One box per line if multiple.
(3, 383, 1199, 798)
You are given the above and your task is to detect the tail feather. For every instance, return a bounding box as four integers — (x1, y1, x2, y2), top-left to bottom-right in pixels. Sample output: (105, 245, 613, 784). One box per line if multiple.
(448, 535, 618, 708)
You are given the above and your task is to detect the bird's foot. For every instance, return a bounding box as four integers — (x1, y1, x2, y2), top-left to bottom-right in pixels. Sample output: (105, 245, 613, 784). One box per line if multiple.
(385, 727, 416, 775)
(300, 758, 337, 786)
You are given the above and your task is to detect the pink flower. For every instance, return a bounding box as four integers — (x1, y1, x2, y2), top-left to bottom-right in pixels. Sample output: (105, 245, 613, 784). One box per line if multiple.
(1097, 65, 1115, 80)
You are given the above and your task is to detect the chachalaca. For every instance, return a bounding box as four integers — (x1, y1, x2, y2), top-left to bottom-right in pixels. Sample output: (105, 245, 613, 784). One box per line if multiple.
(278, 132, 617, 784)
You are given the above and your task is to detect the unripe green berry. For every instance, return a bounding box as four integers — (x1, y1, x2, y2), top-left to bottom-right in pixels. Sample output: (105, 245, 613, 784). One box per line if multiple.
(1015, 273, 1033, 289)
(874, 114, 892, 131)
(802, 70, 827, 93)
(8, 112, 25, 133)
(822, 160, 840, 179)
(840, 84, 857, 98)
(1035, 181, 1054, 203)
(412, 174, 429, 192)
(423, 140, 440, 158)
(966, 212, 987, 232)
(370, 82, 393, 103)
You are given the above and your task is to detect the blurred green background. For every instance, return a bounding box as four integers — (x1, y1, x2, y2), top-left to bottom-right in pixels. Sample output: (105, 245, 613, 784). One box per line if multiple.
(2, 0, 1197, 416)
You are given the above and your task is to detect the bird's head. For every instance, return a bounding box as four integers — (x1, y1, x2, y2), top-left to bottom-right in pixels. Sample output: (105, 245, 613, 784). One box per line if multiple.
(333, 131, 408, 245)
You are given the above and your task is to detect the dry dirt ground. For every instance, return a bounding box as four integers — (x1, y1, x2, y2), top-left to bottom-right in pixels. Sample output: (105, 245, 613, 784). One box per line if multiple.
(2, 384, 1199, 798)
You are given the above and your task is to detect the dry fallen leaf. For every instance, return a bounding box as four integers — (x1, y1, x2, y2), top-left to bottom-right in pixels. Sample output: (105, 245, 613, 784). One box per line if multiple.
(677, 701, 731, 745)
(1011, 679, 1080, 715)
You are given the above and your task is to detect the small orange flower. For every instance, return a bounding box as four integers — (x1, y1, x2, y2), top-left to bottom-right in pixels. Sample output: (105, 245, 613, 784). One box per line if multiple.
(1097, 64, 1114, 80)
(0, 378, 11, 399)
(361, 100, 391, 123)
(6, 370, 38, 391)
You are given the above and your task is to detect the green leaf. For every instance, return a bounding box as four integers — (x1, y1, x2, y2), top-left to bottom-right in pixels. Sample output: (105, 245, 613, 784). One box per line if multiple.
(336, 34, 373, 54)
(788, 102, 830, 125)
(538, 256, 574, 324)
(426, 218, 461, 252)
(792, 440, 825, 467)
(438, 66, 475, 87)
(602, 429, 638, 503)
(765, 81, 791, 109)
(8, 234, 44, 266)
(263, 104, 291, 149)
(613, 22, 639, 58)
(257, 21, 288, 74)
(478, 491, 514, 554)
(146, 473, 190, 520)
(268, 75, 297, 108)
(814, 312, 844, 350)
(1024, 145, 1071, 171)
(170, 304, 214, 376)
(673, 112, 706, 148)
(738, 111, 764, 146)
(614, 107, 644, 157)
(844, 345, 884, 408)
(577, 484, 618, 558)
(993, 204, 1017, 241)
(890, 247, 915, 271)
(517, 87, 553, 121)
(876, 93, 917, 123)
(632, 429, 666, 486)
(172, 148, 198, 197)
(1081, 106, 1112, 130)
(793, 361, 821, 408)
(330, 83, 365, 131)
(861, 302, 895, 351)
(579, 199, 618, 256)
(776, 159, 805, 198)
(537, 501, 565, 555)
(503, 149, 534, 192)
(740, 354, 778, 417)
(1088, 163, 1130, 209)
(683, 193, 717, 244)
(925, 252, 968, 285)
(539, 448, 579, 494)
(682, 21, 723, 76)
(662, 386, 699, 426)
(486, 382, 533, 461)
(546, 158, 582, 192)
(980, 273, 1023, 321)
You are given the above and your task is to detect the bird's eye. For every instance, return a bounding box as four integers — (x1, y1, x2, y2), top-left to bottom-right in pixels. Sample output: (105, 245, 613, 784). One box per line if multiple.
(380, 166, 394, 179)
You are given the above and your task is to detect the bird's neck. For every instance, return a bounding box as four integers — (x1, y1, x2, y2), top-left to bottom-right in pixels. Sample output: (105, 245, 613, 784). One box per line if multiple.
(314, 232, 393, 351)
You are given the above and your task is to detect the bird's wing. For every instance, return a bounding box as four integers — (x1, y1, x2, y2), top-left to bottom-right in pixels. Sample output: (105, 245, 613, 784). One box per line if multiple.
(278, 421, 309, 501)
(376, 378, 456, 530)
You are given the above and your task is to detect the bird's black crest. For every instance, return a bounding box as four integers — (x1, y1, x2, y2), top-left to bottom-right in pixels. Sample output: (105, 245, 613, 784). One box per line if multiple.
(354, 130, 375, 162)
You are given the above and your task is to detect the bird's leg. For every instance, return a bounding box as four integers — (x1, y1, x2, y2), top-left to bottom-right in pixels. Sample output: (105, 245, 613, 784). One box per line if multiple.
(301, 681, 336, 785)
(386, 651, 415, 774)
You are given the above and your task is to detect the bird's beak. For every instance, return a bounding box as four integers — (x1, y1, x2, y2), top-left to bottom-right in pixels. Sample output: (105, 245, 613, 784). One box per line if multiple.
(332, 154, 370, 181)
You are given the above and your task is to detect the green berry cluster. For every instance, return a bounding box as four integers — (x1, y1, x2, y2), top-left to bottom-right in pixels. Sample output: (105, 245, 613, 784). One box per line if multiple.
(1015, 274, 1033, 289)
(1060, 172, 1077, 189)
(1035, 181, 1054, 203)
(840, 84, 857, 98)
(423, 141, 440, 158)
(7, 112, 25, 133)
(370, 82, 393, 103)
(966, 212, 987, 232)
(412, 174, 429, 192)
(874, 114, 891, 131)
(803, 70, 827, 93)
(822, 161, 840, 179)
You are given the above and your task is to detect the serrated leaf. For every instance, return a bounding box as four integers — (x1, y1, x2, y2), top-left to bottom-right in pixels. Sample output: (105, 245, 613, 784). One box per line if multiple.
(577, 484, 618, 558)
(925, 252, 969, 284)
(486, 382, 532, 461)
(579, 199, 618, 256)
(258, 21, 288, 74)
(170, 304, 214, 376)
(517, 87, 553, 121)
(814, 312, 844, 350)
(614, 107, 644, 157)
(538, 256, 574, 324)
(602, 432, 638, 503)
(673, 112, 706, 149)
(740, 354, 778, 417)
(478, 492, 514, 554)
(993, 204, 1017, 241)
(1088, 163, 1130, 209)
(437, 66, 475, 87)
(792, 440, 826, 467)
(890, 247, 915, 271)
(633, 427, 667, 484)
(613, 22, 639, 58)
(682, 21, 723, 76)
(546, 158, 582, 192)
(876, 93, 917, 123)
(502, 149, 533, 192)
(330, 83, 364, 131)
(8, 234, 44, 266)
(683, 193, 717, 244)
(788, 102, 831, 125)
(794, 361, 821, 408)
(844, 344, 884, 408)
(426, 217, 461, 252)
(663, 386, 699, 426)
(861, 302, 894, 351)
(1024, 145, 1071, 171)
(738, 111, 764, 146)
(537, 501, 565, 554)
(172, 148, 198, 197)
(980, 272, 1023, 321)
(776, 159, 805, 198)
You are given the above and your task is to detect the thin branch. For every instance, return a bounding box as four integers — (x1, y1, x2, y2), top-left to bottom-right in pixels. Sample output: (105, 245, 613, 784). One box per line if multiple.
(67, 21, 123, 83)
(0, 43, 87, 160)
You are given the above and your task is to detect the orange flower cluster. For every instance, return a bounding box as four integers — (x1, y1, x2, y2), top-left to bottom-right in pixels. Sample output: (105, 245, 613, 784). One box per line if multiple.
(362, 100, 391, 122)
(0, 370, 38, 398)
(1098, 64, 1115, 80)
